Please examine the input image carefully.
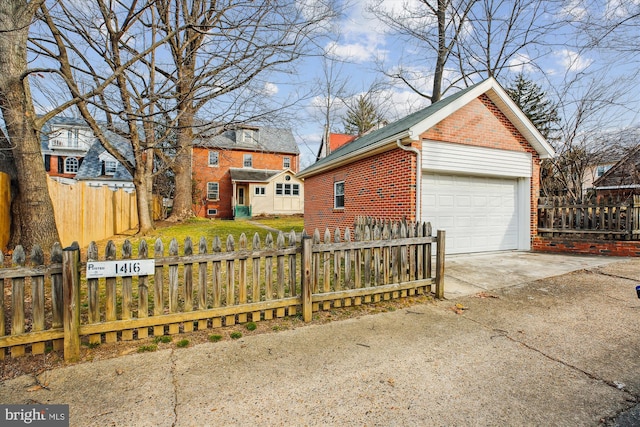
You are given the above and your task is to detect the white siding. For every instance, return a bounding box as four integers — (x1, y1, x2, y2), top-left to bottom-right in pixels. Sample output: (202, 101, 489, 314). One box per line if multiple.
(422, 140, 532, 178)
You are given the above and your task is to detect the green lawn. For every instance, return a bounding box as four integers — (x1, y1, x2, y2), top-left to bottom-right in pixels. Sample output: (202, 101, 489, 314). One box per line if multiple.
(93, 216, 304, 257)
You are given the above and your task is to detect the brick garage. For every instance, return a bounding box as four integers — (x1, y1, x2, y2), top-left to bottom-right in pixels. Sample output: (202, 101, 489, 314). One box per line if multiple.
(299, 78, 555, 253)
(533, 236, 640, 257)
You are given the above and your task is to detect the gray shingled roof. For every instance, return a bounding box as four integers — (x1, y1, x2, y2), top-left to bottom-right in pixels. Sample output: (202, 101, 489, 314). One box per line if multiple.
(75, 130, 134, 181)
(194, 126, 299, 154)
(229, 168, 281, 182)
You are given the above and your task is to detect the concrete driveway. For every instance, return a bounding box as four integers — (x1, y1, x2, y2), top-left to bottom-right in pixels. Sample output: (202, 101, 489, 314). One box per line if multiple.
(1, 251, 638, 426)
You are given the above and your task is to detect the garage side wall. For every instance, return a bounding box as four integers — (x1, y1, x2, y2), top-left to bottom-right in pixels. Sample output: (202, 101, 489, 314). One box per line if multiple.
(421, 94, 541, 237)
(303, 147, 417, 236)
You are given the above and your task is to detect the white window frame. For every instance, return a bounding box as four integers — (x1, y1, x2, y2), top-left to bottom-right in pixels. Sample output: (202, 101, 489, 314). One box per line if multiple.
(283, 157, 291, 169)
(65, 157, 79, 174)
(207, 182, 219, 200)
(334, 181, 345, 209)
(208, 151, 219, 167)
(254, 186, 266, 196)
(105, 160, 117, 175)
(242, 129, 257, 144)
(243, 154, 253, 168)
(207, 208, 218, 216)
(276, 183, 283, 195)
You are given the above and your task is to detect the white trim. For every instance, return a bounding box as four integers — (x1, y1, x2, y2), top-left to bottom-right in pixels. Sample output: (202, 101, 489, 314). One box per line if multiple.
(423, 140, 532, 178)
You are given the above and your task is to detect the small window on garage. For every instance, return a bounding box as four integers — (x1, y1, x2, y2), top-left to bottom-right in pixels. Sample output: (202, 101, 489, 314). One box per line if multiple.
(255, 186, 266, 196)
(334, 181, 344, 209)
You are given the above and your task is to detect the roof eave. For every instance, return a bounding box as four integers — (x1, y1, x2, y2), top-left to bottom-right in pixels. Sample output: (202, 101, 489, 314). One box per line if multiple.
(297, 131, 411, 179)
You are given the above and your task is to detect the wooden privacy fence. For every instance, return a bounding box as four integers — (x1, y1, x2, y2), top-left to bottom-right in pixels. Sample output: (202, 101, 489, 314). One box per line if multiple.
(538, 195, 640, 239)
(0, 219, 444, 361)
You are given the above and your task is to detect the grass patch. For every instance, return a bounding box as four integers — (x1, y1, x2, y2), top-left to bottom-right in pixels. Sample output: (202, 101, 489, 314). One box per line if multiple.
(230, 331, 242, 339)
(245, 322, 257, 331)
(138, 344, 158, 353)
(154, 336, 172, 344)
(208, 334, 223, 342)
(176, 339, 190, 348)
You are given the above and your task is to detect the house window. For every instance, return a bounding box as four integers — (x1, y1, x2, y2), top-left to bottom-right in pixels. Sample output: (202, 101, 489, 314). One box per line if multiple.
(334, 181, 345, 209)
(67, 129, 79, 148)
(255, 186, 266, 196)
(104, 160, 117, 175)
(242, 129, 257, 144)
(597, 165, 611, 177)
(283, 157, 290, 169)
(208, 151, 219, 167)
(207, 182, 219, 200)
(65, 157, 79, 174)
(275, 183, 299, 196)
(207, 209, 218, 216)
(243, 154, 253, 168)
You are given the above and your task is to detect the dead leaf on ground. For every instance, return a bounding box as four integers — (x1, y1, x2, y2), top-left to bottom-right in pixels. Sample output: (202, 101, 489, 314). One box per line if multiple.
(473, 292, 499, 299)
(26, 385, 43, 392)
(450, 303, 468, 314)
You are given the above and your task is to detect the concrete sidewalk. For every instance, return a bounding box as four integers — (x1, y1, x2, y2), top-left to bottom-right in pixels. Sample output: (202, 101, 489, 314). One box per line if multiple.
(1, 252, 639, 426)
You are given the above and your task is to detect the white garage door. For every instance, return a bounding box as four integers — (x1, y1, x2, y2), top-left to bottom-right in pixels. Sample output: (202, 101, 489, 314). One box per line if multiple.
(423, 173, 519, 254)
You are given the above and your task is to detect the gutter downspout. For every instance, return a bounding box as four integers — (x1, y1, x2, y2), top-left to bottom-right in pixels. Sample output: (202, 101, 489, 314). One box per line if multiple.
(396, 139, 421, 222)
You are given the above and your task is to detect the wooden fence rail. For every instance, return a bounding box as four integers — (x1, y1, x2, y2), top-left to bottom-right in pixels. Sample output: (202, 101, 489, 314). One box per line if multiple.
(537, 195, 640, 239)
(0, 219, 444, 361)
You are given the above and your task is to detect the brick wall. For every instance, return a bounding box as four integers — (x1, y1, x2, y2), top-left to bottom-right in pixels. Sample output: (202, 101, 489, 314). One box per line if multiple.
(533, 236, 640, 257)
(192, 147, 298, 219)
(303, 146, 417, 236)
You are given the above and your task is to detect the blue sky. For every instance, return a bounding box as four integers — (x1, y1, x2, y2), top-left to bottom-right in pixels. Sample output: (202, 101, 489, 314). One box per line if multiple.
(283, 0, 640, 168)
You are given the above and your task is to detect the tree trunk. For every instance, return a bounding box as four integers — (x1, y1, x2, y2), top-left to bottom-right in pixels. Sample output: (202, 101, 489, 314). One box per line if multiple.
(166, 104, 194, 222)
(0, 0, 60, 252)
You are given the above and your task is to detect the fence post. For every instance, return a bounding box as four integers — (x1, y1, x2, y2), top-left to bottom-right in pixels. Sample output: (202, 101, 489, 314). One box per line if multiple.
(301, 235, 312, 322)
(435, 230, 445, 299)
(63, 242, 81, 362)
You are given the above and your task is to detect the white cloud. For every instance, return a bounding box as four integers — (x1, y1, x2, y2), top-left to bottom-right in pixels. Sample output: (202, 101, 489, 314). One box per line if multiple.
(556, 49, 593, 73)
(558, 0, 590, 20)
(262, 82, 279, 96)
(507, 53, 536, 74)
(325, 41, 382, 63)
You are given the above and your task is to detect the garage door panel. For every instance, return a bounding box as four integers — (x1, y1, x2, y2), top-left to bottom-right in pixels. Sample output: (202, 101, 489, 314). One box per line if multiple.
(423, 173, 519, 254)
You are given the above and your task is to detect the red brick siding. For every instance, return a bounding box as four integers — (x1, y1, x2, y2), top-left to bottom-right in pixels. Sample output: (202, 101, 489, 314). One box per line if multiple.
(533, 236, 640, 257)
(304, 147, 417, 236)
(192, 147, 298, 219)
(46, 155, 81, 179)
(421, 94, 542, 240)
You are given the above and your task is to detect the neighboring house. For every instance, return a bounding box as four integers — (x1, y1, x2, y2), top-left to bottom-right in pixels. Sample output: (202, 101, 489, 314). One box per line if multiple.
(316, 132, 357, 160)
(298, 77, 555, 254)
(192, 125, 302, 219)
(592, 144, 640, 198)
(41, 116, 133, 190)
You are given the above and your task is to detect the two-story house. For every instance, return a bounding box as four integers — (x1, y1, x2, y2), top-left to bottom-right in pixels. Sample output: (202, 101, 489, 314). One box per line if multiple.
(41, 116, 133, 190)
(192, 125, 303, 219)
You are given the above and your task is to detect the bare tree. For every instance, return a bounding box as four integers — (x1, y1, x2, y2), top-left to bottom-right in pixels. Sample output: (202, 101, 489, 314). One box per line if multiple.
(369, 0, 560, 102)
(0, 0, 61, 251)
(34, 0, 182, 234)
(151, 0, 339, 221)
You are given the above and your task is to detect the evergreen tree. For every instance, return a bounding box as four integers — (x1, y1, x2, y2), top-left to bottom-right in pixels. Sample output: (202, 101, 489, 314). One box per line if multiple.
(342, 94, 384, 136)
(505, 74, 561, 141)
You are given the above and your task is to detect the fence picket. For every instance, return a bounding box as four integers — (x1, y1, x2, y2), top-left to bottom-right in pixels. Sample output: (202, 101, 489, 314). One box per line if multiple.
(51, 243, 63, 350)
(197, 237, 208, 330)
(138, 240, 149, 339)
(0, 250, 4, 360)
(105, 241, 117, 343)
(276, 232, 286, 317)
(87, 242, 100, 345)
(238, 234, 248, 323)
(287, 230, 297, 315)
(263, 232, 274, 320)
(11, 247, 26, 357)
(211, 236, 222, 327)
(251, 233, 262, 322)
(153, 239, 165, 336)
(322, 228, 331, 310)
(183, 237, 194, 332)
(30, 246, 45, 355)
(225, 235, 236, 326)
(121, 240, 134, 340)
(168, 238, 180, 334)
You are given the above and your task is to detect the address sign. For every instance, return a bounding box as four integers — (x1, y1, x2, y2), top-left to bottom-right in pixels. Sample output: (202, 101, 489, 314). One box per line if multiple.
(86, 260, 156, 279)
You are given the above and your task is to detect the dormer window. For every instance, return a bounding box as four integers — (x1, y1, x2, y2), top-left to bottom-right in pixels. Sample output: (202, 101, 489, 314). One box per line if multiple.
(241, 129, 257, 144)
(105, 160, 117, 175)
